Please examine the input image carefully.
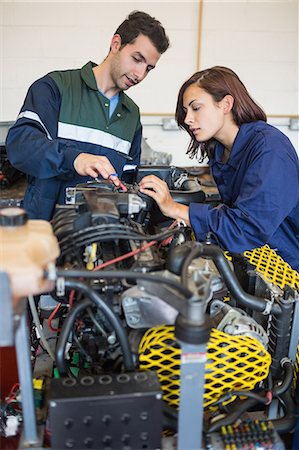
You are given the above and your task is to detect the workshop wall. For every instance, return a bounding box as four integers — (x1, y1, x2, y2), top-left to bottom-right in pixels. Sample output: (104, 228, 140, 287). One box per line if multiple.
(0, 1, 298, 165)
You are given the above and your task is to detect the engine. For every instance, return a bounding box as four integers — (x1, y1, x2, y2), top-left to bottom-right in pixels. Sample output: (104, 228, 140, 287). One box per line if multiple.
(1, 165, 298, 450)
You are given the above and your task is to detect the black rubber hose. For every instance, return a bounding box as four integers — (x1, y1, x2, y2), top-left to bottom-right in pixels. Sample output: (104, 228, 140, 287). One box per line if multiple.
(55, 269, 193, 299)
(207, 398, 259, 433)
(163, 402, 178, 432)
(56, 298, 92, 376)
(271, 390, 297, 433)
(64, 280, 135, 372)
(212, 389, 269, 407)
(181, 243, 281, 315)
(207, 361, 296, 434)
(163, 402, 178, 420)
(273, 359, 294, 396)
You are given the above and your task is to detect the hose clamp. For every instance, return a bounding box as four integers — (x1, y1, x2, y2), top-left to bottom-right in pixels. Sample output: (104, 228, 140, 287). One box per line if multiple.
(262, 291, 275, 315)
(56, 277, 65, 297)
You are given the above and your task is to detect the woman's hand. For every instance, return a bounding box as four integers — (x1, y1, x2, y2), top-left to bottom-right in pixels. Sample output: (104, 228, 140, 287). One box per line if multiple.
(139, 175, 190, 224)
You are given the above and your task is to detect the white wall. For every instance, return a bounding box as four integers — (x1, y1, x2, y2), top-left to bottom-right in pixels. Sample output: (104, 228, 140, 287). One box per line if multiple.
(0, 0, 298, 163)
(200, 1, 298, 117)
(141, 116, 299, 167)
(0, 1, 199, 119)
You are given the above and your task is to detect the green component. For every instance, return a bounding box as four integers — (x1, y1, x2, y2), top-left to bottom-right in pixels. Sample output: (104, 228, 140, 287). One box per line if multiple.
(70, 366, 79, 377)
(72, 352, 80, 365)
(34, 390, 43, 408)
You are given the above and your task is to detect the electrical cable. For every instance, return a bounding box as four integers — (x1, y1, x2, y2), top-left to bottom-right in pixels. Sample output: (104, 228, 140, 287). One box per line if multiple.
(72, 330, 92, 363)
(208, 360, 296, 434)
(65, 280, 134, 371)
(47, 302, 62, 332)
(28, 295, 55, 361)
(56, 298, 93, 376)
(58, 223, 182, 255)
(92, 219, 179, 270)
(87, 307, 108, 337)
(93, 239, 157, 271)
(55, 281, 135, 375)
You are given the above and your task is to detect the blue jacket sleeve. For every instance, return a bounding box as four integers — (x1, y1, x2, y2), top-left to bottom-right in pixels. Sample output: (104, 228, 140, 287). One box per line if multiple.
(189, 137, 299, 253)
(128, 123, 142, 166)
(6, 75, 83, 179)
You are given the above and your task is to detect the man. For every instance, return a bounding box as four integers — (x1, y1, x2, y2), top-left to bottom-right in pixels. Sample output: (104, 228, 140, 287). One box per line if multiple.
(6, 11, 169, 220)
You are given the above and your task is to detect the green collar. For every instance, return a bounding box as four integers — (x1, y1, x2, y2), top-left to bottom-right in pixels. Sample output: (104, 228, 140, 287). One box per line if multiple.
(81, 61, 132, 111)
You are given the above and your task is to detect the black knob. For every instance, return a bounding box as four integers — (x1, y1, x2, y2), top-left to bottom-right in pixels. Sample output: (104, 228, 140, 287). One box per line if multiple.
(84, 437, 93, 448)
(83, 416, 92, 426)
(102, 415, 112, 425)
(121, 413, 130, 424)
(140, 432, 149, 441)
(65, 439, 75, 448)
(102, 435, 112, 445)
(122, 434, 130, 445)
(64, 418, 74, 428)
(0, 207, 28, 227)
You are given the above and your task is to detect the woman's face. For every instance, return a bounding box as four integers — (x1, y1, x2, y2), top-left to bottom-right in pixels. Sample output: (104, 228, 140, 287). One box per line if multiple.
(183, 84, 226, 142)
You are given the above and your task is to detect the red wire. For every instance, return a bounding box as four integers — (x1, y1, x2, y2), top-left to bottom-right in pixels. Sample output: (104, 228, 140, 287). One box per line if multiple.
(47, 302, 62, 332)
(6, 383, 20, 403)
(92, 220, 178, 271)
(66, 220, 179, 313)
(93, 240, 157, 271)
(69, 289, 75, 308)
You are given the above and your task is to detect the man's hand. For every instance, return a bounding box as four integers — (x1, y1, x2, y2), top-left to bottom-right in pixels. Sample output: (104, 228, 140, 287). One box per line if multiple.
(74, 153, 120, 187)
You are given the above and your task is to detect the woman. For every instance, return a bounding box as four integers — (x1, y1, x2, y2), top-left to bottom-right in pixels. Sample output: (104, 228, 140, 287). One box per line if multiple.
(139, 66, 299, 271)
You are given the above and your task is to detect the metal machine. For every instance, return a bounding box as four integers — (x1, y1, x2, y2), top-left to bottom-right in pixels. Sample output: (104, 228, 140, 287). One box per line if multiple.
(0, 165, 298, 450)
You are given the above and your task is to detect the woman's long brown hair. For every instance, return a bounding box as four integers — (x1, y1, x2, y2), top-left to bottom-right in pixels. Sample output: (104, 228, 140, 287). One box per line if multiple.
(175, 66, 267, 161)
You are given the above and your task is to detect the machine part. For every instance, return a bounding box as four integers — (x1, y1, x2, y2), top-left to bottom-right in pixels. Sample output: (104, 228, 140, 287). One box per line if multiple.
(167, 241, 226, 297)
(175, 312, 212, 450)
(0, 272, 13, 346)
(172, 173, 202, 193)
(243, 244, 299, 291)
(138, 326, 271, 410)
(0, 144, 25, 189)
(49, 371, 162, 450)
(15, 313, 42, 447)
(189, 257, 225, 296)
(122, 285, 178, 329)
(180, 242, 282, 315)
(140, 137, 172, 165)
(55, 282, 134, 375)
(206, 419, 286, 449)
(267, 296, 295, 378)
(0, 207, 60, 447)
(210, 300, 269, 347)
(233, 246, 298, 378)
(2, 415, 20, 438)
(0, 207, 60, 313)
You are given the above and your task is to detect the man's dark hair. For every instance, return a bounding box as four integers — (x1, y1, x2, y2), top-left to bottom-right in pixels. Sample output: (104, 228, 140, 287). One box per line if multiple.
(115, 11, 170, 54)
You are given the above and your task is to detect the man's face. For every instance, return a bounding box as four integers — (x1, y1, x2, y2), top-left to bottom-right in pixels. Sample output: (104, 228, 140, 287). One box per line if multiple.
(110, 34, 161, 91)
